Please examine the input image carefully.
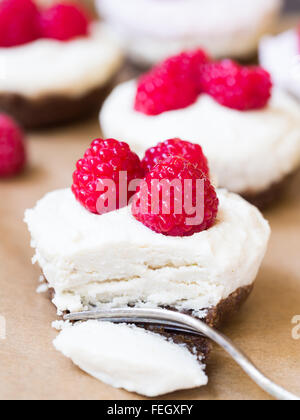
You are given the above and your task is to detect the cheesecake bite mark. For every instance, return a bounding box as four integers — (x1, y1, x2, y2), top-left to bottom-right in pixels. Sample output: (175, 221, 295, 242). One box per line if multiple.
(132, 156, 219, 237)
(72, 138, 144, 215)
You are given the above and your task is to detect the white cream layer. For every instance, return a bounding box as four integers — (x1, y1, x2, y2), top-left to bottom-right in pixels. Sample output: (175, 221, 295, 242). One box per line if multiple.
(25, 188, 270, 314)
(53, 321, 208, 397)
(100, 81, 300, 194)
(259, 29, 300, 101)
(0, 23, 123, 99)
(96, 0, 281, 64)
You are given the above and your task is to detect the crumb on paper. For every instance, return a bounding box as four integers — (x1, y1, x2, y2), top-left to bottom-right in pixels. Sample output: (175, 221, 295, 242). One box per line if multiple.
(52, 320, 71, 331)
(36, 283, 49, 294)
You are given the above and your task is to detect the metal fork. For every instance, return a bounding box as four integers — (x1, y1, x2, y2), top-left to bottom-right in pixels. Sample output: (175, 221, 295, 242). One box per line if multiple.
(64, 307, 299, 401)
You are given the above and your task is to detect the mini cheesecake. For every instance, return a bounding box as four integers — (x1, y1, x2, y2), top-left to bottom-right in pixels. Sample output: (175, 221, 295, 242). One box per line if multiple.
(100, 80, 300, 208)
(96, 0, 282, 67)
(0, 22, 123, 128)
(25, 187, 270, 396)
(259, 27, 300, 102)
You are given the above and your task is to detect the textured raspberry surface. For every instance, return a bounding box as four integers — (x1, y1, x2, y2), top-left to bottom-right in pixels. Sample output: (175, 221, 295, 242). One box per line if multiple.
(132, 156, 219, 237)
(142, 138, 209, 177)
(134, 50, 208, 115)
(0, 0, 40, 47)
(202, 60, 272, 111)
(72, 138, 144, 214)
(179, 49, 211, 91)
(39, 3, 90, 41)
(0, 114, 26, 176)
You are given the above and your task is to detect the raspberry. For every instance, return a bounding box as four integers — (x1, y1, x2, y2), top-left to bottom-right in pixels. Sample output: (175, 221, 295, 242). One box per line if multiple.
(0, 114, 26, 177)
(39, 3, 90, 41)
(72, 138, 144, 214)
(134, 51, 208, 115)
(0, 0, 40, 47)
(202, 60, 272, 111)
(179, 49, 211, 91)
(142, 138, 209, 177)
(132, 156, 219, 237)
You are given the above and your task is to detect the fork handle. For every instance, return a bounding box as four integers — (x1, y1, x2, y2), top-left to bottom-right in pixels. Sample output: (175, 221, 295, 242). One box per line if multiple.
(159, 309, 300, 401)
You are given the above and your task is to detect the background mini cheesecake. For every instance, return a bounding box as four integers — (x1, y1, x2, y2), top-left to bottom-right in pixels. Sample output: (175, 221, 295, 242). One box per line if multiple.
(96, 0, 282, 67)
(0, 1, 123, 128)
(259, 25, 300, 102)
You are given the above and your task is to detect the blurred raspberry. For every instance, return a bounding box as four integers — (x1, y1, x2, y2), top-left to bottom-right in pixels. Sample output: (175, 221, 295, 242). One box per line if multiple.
(39, 3, 90, 41)
(0, 0, 40, 47)
(179, 49, 211, 91)
(132, 156, 219, 237)
(0, 114, 26, 177)
(202, 60, 272, 111)
(134, 51, 209, 115)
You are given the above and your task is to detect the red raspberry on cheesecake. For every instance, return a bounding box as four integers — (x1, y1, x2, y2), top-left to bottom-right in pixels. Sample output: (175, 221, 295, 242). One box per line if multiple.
(39, 3, 90, 41)
(201, 59, 272, 111)
(141, 138, 209, 176)
(72, 138, 144, 214)
(133, 156, 218, 237)
(0, 0, 40, 48)
(134, 50, 209, 116)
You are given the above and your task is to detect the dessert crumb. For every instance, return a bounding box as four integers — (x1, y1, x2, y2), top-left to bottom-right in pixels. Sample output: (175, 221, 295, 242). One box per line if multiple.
(52, 320, 71, 331)
(36, 283, 49, 294)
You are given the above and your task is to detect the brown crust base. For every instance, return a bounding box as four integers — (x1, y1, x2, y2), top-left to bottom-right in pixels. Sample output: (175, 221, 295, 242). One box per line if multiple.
(146, 284, 253, 363)
(48, 284, 253, 364)
(242, 172, 296, 210)
(0, 81, 114, 129)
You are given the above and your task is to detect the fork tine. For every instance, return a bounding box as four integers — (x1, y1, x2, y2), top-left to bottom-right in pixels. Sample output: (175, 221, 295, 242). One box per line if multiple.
(64, 312, 203, 336)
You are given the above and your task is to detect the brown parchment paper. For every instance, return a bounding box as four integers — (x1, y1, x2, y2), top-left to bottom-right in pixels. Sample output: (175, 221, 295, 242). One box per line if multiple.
(1, 16, 300, 400)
